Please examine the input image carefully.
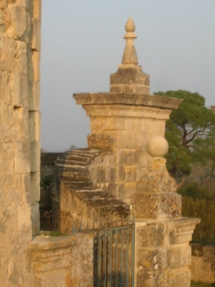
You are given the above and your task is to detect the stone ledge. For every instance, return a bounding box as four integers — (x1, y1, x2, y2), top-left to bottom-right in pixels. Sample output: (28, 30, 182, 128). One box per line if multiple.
(74, 93, 182, 109)
(169, 217, 200, 245)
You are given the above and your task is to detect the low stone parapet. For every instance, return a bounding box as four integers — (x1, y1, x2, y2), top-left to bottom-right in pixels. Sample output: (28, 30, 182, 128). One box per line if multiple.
(29, 233, 93, 287)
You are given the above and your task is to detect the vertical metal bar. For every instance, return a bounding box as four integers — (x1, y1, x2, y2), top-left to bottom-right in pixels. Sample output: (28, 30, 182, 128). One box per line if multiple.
(126, 227, 129, 286)
(115, 229, 119, 287)
(97, 231, 101, 287)
(131, 224, 135, 287)
(103, 230, 107, 287)
(120, 228, 124, 287)
(109, 230, 113, 287)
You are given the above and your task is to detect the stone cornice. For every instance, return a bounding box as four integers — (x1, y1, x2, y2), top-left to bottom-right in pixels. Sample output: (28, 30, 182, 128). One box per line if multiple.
(73, 93, 182, 110)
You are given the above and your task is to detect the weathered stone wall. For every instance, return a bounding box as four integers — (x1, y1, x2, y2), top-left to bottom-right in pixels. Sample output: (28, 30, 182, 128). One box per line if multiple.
(191, 244, 215, 284)
(0, 0, 41, 285)
(54, 148, 130, 233)
(29, 233, 93, 287)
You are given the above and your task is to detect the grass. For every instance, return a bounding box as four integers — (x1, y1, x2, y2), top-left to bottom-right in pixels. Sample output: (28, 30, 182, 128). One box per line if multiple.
(48, 231, 66, 237)
(191, 281, 215, 287)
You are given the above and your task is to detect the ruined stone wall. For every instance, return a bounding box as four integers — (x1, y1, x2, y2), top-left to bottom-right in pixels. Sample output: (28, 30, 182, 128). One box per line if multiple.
(0, 0, 41, 285)
(191, 244, 215, 284)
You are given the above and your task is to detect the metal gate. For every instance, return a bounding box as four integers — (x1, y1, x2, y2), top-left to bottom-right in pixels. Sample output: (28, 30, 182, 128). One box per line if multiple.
(93, 223, 135, 287)
(72, 218, 135, 287)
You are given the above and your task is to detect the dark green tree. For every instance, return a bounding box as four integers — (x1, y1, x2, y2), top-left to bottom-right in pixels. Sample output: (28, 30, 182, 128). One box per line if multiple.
(155, 90, 215, 178)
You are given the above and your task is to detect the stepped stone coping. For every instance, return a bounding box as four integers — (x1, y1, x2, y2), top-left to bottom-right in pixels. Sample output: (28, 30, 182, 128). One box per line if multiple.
(56, 163, 86, 169)
(57, 148, 130, 217)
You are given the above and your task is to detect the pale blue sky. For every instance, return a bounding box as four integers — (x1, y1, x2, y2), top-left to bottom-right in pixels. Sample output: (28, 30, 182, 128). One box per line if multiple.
(41, 0, 215, 151)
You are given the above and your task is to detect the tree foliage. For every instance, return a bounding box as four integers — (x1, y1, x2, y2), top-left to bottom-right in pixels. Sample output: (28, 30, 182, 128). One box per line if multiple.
(155, 90, 215, 178)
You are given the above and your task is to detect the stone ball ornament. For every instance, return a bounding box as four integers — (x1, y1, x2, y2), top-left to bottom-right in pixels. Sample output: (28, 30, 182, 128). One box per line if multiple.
(146, 136, 169, 157)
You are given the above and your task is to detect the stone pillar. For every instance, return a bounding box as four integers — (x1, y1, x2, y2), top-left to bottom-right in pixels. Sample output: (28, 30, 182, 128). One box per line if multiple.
(74, 18, 181, 204)
(0, 0, 41, 285)
(29, 0, 41, 235)
(74, 18, 199, 286)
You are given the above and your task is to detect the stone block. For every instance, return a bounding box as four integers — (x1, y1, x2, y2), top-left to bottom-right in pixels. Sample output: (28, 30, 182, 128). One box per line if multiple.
(168, 245, 191, 268)
(109, 167, 116, 182)
(90, 116, 125, 131)
(29, 111, 40, 142)
(13, 107, 29, 141)
(31, 202, 39, 234)
(136, 157, 177, 193)
(17, 0, 27, 8)
(118, 165, 125, 181)
(29, 81, 40, 111)
(136, 270, 167, 287)
(0, 9, 4, 26)
(30, 171, 40, 203)
(31, 17, 41, 51)
(95, 167, 106, 183)
(29, 140, 40, 172)
(136, 222, 166, 248)
(6, 5, 27, 39)
(125, 117, 137, 130)
(118, 149, 126, 164)
(125, 150, 136, 165)
(131, 192, 181, 220)
(0, 48, 16, 71)
(1, 102, 13, 127)
(110, 67, 146, 85)
(32, 50, 40, 82)
(18, 203, 32, 239)
(119, 182, 136, 200)
(88, 133, 116, 150)
(167, 267, 190, 287)
(136, 247, 167, 272)
(23, 173, 31, 204)
(11, 69, 21, 107)
(0, 71, 10, 102)
(15, 141, 30, 174)
(11, 71, 28, 108)
(118, 130, 137, 148)
(125, 166, 136, 181)
(16, 41, 28, 74)
(33, 0, 42, 19)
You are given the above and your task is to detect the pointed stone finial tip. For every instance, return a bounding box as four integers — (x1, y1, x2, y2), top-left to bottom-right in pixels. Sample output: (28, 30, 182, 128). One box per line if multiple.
(125, 17, 136, 33)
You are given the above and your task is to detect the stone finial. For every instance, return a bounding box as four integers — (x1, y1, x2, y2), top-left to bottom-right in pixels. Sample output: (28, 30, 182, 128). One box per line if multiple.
(122, 17, 138, 65)
(146, 136, 169, 157)
(125, 17, 136, 32)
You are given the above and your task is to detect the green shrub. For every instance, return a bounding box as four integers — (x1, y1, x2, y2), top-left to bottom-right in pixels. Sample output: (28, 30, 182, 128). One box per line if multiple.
(40, 174, 53, 188)
(191, 281, 215, 287)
